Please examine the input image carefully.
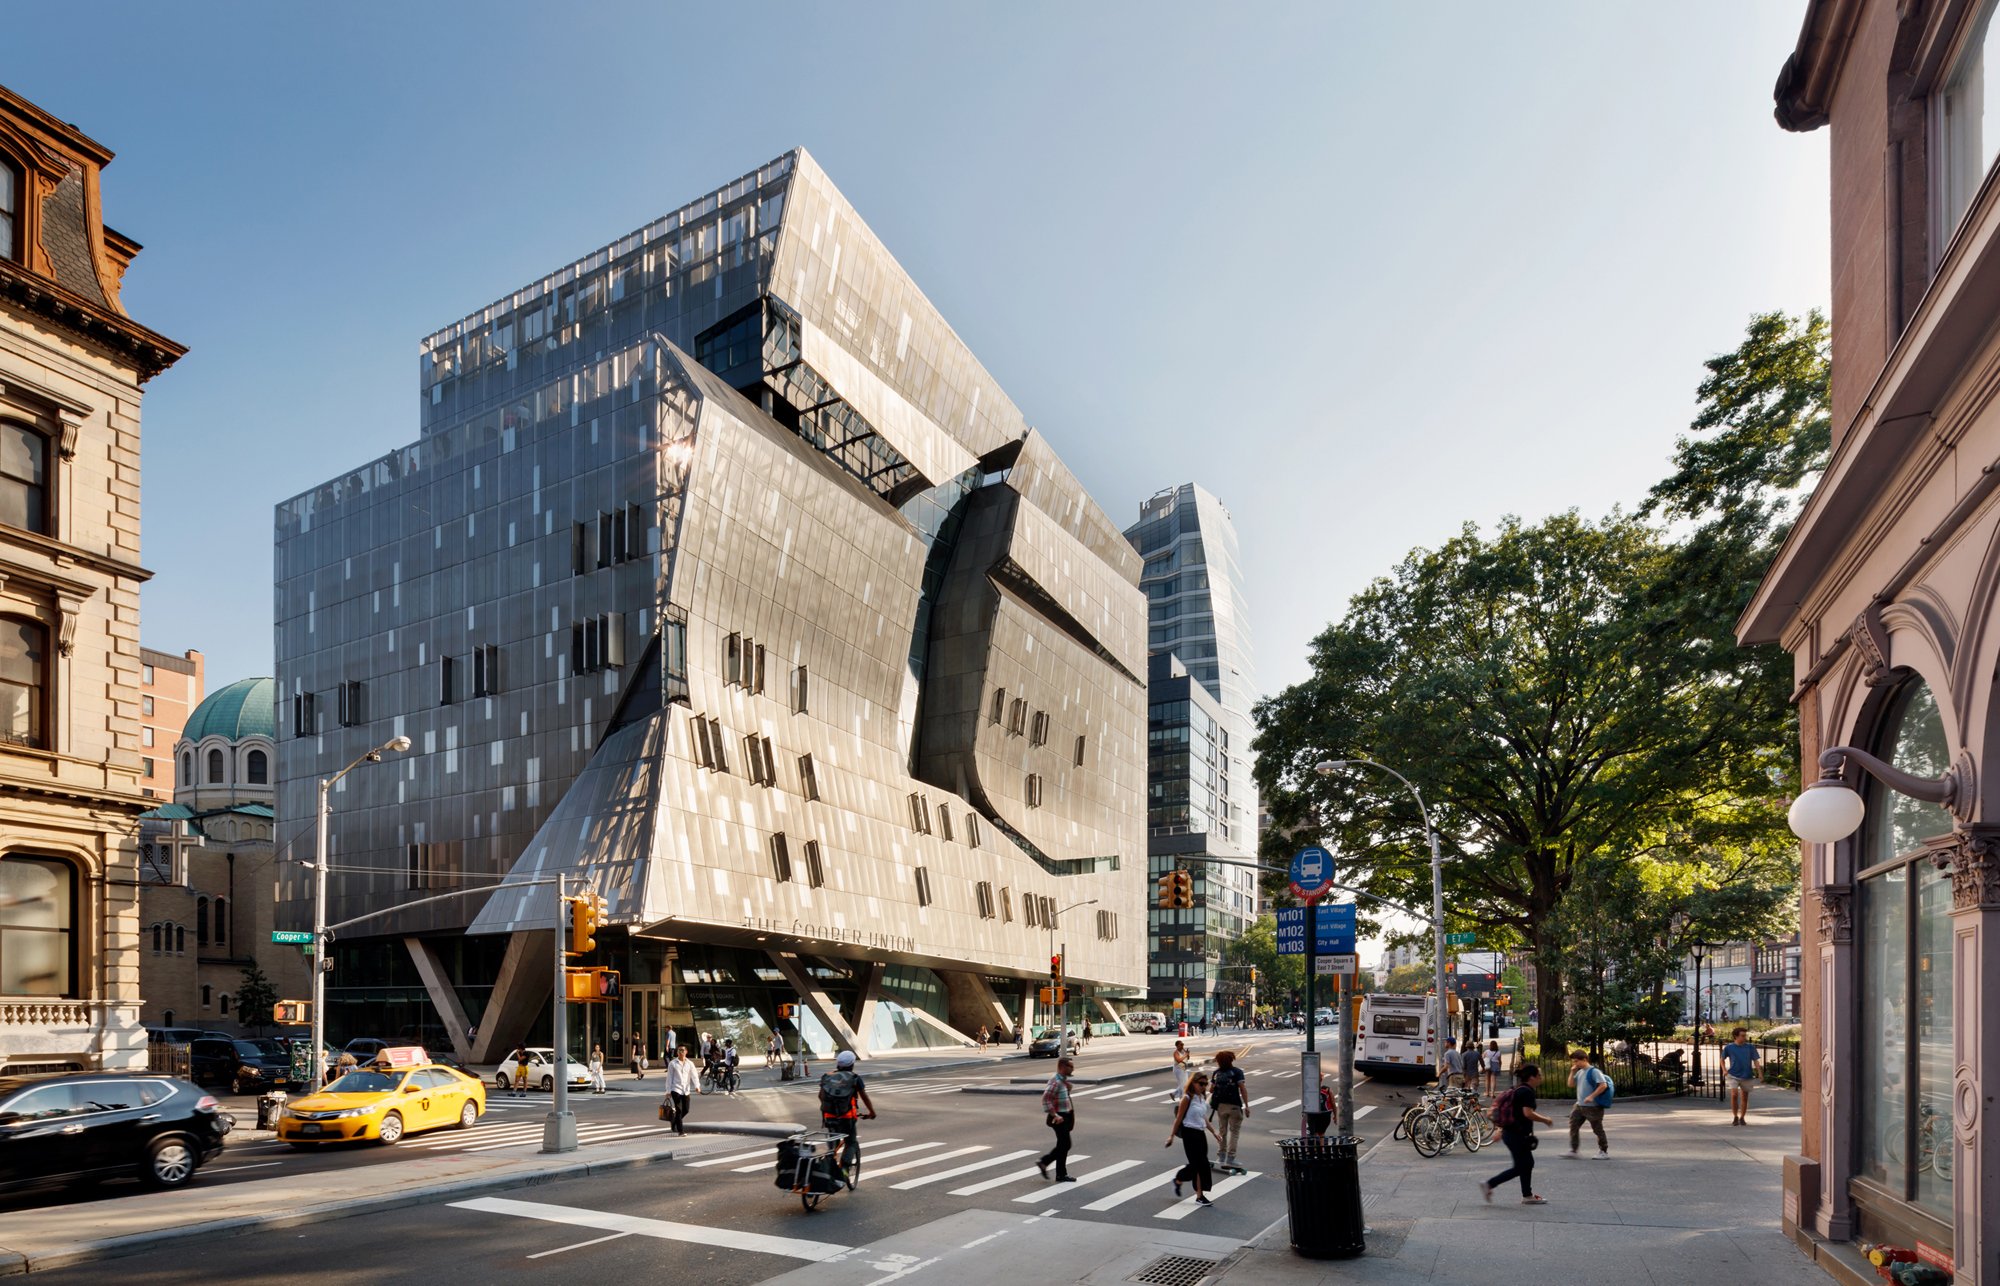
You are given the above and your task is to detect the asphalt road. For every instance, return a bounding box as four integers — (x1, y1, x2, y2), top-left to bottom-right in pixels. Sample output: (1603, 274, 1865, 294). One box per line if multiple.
(24, 1030, 1436, 1282)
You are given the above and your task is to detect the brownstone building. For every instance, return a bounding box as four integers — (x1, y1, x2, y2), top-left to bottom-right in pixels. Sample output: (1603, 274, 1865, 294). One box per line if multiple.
(137, 646, 201, 799)
(1748, 2, 2000, 1279)
(0, 84, 184, 1072)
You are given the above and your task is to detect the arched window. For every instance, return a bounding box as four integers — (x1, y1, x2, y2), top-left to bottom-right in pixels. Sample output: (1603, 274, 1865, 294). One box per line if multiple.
(0, 615, 48, 749)
(246, 749, 268, 785)
(219, 993, 230, 1016)
(163, 1008, 174, 1026)
(207, 748, 225, 784)
(151, 923, 162, 954)
(196, 896, 209, 947)
(200, 984, 210, 1007)
(214, 898, 226, 945)
(181, 751, 192, 785)
(174, 925, 184, 954)
(1856, 678, 1956, 1222)
(0, 854, 76, 996)
(0, 421, 49, 536)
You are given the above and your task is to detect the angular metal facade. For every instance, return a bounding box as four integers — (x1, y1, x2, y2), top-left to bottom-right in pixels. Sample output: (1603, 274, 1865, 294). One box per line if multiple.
(273, 151, 1145, 1048)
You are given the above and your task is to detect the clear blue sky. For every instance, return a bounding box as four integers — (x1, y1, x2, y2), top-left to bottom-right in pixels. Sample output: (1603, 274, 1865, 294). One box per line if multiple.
(9, 3, 1826, 718)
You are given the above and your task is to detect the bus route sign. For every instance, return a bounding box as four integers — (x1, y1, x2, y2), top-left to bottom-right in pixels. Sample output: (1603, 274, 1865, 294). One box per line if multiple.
(1288, 846, 1335, 903)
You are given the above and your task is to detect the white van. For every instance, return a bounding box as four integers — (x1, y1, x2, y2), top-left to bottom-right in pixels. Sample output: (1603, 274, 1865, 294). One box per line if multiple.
(1122, 1011, 1167, 1034)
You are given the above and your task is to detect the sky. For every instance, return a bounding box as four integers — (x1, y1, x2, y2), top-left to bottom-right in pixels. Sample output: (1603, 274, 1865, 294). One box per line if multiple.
(8, 2, 1829, 706)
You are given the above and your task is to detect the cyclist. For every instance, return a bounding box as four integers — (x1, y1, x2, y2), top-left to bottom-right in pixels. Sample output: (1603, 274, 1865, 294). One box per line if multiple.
(721, 1038, 740, 1094)
(819, 1049, 876, 1187)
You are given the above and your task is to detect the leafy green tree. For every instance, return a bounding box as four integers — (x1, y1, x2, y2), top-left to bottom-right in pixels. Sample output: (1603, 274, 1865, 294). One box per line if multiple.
(236, 963, 279, 1036)
(1383, 963, 1433, 994)
(1220, 915, 1302, 1010)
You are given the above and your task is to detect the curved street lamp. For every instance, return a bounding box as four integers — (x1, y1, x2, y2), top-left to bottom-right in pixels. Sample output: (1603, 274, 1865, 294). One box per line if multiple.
(310, 734, 413, 1090)
(1787, 744, 1968, 843)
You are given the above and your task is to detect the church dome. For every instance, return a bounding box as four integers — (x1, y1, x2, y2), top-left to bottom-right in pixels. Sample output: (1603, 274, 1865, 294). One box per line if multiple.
(181, 676, 275, 743)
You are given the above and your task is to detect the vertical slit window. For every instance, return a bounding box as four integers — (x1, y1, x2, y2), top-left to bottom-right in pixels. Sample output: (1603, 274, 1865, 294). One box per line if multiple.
(803, 840, 824, 889)
(439, 655, 457, 705)
(798, 752, 819, 801)
(915, 865, 933, 907)
(770, 833, 793, 883)
(725, 633, 742, 686)
(990, 688, 1006, 725)
(1075, 735, 1086, 767)
(338, 679, 366, 727)
(938, 808, 954, 843)
(793, 665, 809, 714)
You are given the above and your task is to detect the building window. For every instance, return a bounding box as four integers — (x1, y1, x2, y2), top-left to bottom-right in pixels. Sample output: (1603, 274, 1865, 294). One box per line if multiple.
(803, 840, 825, 889)
(181, 750, 193, 784)
(1856, 678, 1956, 1222)
(408, 843, 439, 890)
(915, 865, 933, 907)
(975, 881, 995, 919)
(1008, 698, 1027, 736)
(1075, 735, 1086, 767)
(175, 925, 184, 954)
(196, 896, 210, 947)
(1097, 909, 1118, 941)
(201, 984, 211, 1008)
(990, 688, 1006, 725)
(0, 157, 15, 262)
(691, 715, 729, 772)
(1938, 2, 2000, 246)
(142, 662, 155, 685)
(0, 615, 48, 749)
(745, 734, 776, 787)
(214, 898, 226, 946)
(770, 833, 793, 884)
(798, 753, 819, 801)
(793, 665, 809, 715)
(472, 644, 501, 698)
(152, 923, 163, 954)
(0, 856, 73, 996)
(206, 748, 225, 784)
(1025, 773, 1043, 808)
(725, 633, 741, 686)
(142, 696, 155, 716)
(1030, 711, 1048, 747)
(967, 813, 982, 848)
(1025, 895, 1041, 929)
(572, 613, 625, 673)
(338, 680, 366, 727)
(1000, 887, 1013, 923)
(908, 793, 932, 835)
(938, 807, 954, 843)
(247, 749, 268, 785)
(142, 756, 154, 779)
(0, 420, 49, 535)
(292, 691, 316, 737)
(219, 993, 231, 1016)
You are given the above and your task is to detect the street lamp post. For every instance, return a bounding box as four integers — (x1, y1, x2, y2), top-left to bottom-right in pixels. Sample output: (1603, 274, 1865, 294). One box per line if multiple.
(1316, 758, 1449, 1098)
(311, 734, 412, 1092)
(1050, 899, 1097, 1052)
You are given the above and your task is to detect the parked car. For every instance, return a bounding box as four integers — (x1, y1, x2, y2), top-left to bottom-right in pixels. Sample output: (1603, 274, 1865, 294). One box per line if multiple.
(491, 1048, 592, 1091)
(1027, 1027, 1072, 1058)
(277, 1063, 486, 1147)
(145, 1027, 232, 1045)
(188, 1037, 295, 1094)
(0, 1072, 228, 1193)
(342, 1037, 395, 1064)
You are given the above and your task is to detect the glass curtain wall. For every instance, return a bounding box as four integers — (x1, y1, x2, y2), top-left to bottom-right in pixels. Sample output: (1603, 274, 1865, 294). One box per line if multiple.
(1855, 680, 1955, 1225)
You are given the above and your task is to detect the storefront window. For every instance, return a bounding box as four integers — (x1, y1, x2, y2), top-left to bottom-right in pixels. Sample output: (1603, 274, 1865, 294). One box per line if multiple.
(1856, 679, 1956, 1223)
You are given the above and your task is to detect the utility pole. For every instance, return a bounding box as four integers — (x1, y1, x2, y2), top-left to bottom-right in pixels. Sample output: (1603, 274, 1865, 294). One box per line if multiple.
(543, 873, 577, 1153)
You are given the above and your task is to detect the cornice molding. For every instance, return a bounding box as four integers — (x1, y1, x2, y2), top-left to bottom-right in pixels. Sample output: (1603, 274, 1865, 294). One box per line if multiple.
(0, 258, 184, 383)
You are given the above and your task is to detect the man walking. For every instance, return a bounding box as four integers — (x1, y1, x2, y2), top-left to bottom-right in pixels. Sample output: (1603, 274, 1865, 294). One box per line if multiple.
(1038, 1055, 1077, 1182)
(1565, 1049, 1609, 1158)
(1440, 1037, 1464, 1089)
(664, 1042, 701, 1136)
(1721, 1027, 1761, 1125)
(1480, 1065, 1553, 1205)
(1209, 1048, 1249, 1172)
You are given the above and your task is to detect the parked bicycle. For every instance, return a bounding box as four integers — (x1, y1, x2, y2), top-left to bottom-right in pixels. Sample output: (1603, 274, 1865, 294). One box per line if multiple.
(1884, 1101, 1953, 1180)
(1410, 1087, 1493, 1158)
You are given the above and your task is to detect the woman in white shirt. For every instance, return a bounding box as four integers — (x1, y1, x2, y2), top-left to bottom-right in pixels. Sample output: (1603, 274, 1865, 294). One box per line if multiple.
(1166, 1071, 1219, 1205)
(1170, 1040, 1191, 1106)
(588, 1045, 606, 1095)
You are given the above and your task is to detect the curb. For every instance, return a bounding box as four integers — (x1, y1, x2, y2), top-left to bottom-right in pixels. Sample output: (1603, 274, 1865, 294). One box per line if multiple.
(1004, 1064, 1163, 1086)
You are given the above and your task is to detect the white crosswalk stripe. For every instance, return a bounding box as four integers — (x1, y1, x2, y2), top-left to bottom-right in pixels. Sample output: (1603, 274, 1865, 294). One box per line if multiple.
(888, 1149, 1037, 1190)
(1082, 1085, 1148, 1100)
(405, 1121, 673, 1153)
(1080, 1165, 1179, 1211)
(863, 1144, 988, 1178)
(1352, 1104, 1376, 1119)
(687, 1146, 778, 1168)
(1010, 1157, 1140, 1202)
(1248, 1096, 1276, 1108)
(727, 1138, 913, 1173)
(1154, 1170, 1262, 1220)
(951, 1156, 1089, 1196)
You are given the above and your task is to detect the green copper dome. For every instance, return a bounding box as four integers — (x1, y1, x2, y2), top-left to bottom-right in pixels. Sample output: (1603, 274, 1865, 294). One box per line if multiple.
(181, 677, 275, 743)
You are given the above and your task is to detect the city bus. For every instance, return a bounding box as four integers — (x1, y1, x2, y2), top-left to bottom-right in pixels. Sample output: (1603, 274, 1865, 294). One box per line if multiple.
(1353, 993, 1446, 1082)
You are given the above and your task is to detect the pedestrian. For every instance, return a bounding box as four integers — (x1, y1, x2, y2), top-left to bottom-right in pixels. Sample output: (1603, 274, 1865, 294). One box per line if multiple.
(1440, 1037, 1463, 1090)
(722, 1038, 740, 1093)
(509, 1046, 528, 1097)
(631, 1044, 647, 1080)
(1015, 1025, 1026, 1051)
(818, 1050, 875, 1185)
(1081, 1021, 1092, 1047)
(1209, 1049, 1248, 1171)
(1038, 1055, 1077, 1182)
(1565, 1049, 1609, 1158)
(589, 1045, 606, 1095)
(1721, 1027, 1761, 1125)
(977, 1024, 989, 1048)
(1170, 1039, 1191, 1106)
(1167, 1071, 1219, 1206)
(1479, 1065, 1554, 1205)
(1485, 1040, 1503, 1096)
(664, 1043, 701, 1135)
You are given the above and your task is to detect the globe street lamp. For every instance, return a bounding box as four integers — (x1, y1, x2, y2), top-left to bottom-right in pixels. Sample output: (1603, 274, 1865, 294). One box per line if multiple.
(1316, 758, 1450, 1086)
(1787, 744, 1968, 844)
(310, 734, 412, 1090)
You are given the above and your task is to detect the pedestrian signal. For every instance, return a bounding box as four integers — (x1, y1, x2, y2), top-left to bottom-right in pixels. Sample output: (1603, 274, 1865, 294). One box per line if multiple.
(273, 999, 311, 1025)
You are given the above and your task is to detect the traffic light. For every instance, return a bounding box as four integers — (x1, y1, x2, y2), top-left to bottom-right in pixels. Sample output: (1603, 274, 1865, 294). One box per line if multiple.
(273, 1000, 311, 1025)
(1250, 966, 1257, 985)
(778, 1003, 796, 1020)
(570, 890, 602, 954)
(1170, 871, 1193, 908)
(1050, 953, 1064, 987)
(597, 969, 621, 999)
(1156, 873, 1174, 909)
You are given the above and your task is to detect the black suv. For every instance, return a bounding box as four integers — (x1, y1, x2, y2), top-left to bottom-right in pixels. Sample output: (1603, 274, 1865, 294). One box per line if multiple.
(189, 1038, 293, 1095)
(0, 1072, 228, 1193)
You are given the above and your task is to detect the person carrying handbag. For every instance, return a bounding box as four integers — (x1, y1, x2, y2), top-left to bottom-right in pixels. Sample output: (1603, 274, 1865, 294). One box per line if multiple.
(663, 1044, 701, 1135)
(1166, 1071, 1221, 1207)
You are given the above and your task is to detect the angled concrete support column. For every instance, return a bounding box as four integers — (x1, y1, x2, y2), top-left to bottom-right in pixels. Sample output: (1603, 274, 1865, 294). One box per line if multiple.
(405, 936, 475, 1057)
(469, 929, 553, 1065)
(1017, 982, 1035, 1043)
(937, 968, 1013, 1038)
(851, 960, 886, 1051)
(1094, 995, 1129, 1035)
(768, 951, 866, 1056)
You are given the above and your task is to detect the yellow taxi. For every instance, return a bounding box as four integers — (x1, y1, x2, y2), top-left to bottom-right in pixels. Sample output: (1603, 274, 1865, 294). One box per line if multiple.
(276, 1047, 486, 1147)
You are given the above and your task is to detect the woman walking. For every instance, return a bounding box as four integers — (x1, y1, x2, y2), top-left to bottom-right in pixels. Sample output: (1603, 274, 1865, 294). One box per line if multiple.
(631, 1043, 648, 1080)
(589, 1045, 606, 1095)
(1166, 1071, 1219, 1206)
(664, 1043, 702, 1136)
(1170, 1040, 1191, 1107)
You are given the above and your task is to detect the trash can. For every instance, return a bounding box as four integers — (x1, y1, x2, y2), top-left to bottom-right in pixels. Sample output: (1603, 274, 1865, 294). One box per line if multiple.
(1278, 1135, 1365, 1259)
(256, 1091, 286, 1131)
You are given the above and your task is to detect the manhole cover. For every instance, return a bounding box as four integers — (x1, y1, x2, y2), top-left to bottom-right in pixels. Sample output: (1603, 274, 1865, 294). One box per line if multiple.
(1131, 1254, 1222, 1286)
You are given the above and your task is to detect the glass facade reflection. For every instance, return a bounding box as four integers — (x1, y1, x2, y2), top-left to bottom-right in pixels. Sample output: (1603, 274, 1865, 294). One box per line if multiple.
(275, 150, 1146, 1053)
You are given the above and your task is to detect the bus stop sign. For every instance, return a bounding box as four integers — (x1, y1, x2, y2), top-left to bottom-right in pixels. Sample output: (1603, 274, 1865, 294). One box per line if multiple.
(1289, 846, 1335, 903)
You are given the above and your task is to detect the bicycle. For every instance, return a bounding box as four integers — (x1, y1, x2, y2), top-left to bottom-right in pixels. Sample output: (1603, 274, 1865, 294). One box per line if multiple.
(1885, 1102, 1953, 1180)
(1411, 1088, 1489, 1158)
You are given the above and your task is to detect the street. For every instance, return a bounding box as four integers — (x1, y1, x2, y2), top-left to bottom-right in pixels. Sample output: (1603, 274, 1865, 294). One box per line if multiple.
(14, 1031, 1436, 1281)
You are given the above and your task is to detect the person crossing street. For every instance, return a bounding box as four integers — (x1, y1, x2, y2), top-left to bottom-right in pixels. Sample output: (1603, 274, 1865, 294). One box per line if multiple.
(1209, 1049, 1249, 1172)
(1167, 1071, 1221, 1206)
(819, 1050, 875, 1187)
(1038, 1055, 1077, 1182)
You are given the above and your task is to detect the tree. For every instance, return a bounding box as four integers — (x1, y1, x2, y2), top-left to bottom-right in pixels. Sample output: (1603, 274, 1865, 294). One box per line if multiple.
(1219, 916, 1302, 1011)
(236, 963, 279, 1036)
(1383, 963, 1433, 994)
(1255, 510, 1793, 1037)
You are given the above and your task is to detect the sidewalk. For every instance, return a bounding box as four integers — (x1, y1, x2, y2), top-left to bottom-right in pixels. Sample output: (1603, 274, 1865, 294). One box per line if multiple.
(1217, 1091, 1825, 1285)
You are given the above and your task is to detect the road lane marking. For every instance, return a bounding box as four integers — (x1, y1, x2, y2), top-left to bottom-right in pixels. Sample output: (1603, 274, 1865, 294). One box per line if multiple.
(950, 1156, 1089, 1195)
(528, 1230, 633, 1258)
(1154, 1170, 1263, 1220)
(688, 1146, 782, 1168)
(1080, 1166, 1179, 1210)
(451, 1196, 850, 1261)
(1081, 1086, 1145, 1100)
(1248, 1097, 1276, 1108)
(1011, 1158, 1140, 1202)
(891, 1149, 1037, 1189)
(863, 1145, 988, 1178)
(1352, 1105, 1377, 1119)
(731, 1139, 925, 1173)
(207, 1162, 282, 1174)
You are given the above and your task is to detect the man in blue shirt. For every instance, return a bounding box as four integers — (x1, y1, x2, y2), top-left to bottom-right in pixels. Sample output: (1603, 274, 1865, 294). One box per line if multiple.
(1720, 1027, 1760, 1125)
(1565, 1048, 1609, 1158)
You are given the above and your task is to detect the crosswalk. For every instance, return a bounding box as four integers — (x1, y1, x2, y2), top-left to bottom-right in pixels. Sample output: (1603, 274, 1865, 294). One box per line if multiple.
(404, 1117, 676, 1153)
(676, 1130, 1265, 1222)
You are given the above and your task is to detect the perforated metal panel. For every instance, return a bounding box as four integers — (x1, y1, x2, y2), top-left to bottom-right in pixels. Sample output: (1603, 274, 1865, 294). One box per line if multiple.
(1130, 1255, 1222, 1286)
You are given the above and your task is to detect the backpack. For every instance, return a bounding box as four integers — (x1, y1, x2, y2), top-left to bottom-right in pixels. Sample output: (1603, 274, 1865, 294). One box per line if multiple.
(819, 1070, 860, 1119)
(1596, 1069, 1615, 1108)
(1489, 1085, 1521, 1129)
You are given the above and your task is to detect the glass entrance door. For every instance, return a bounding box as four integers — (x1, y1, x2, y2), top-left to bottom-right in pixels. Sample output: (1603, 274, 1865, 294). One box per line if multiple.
(624, 986, 663, 1069)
